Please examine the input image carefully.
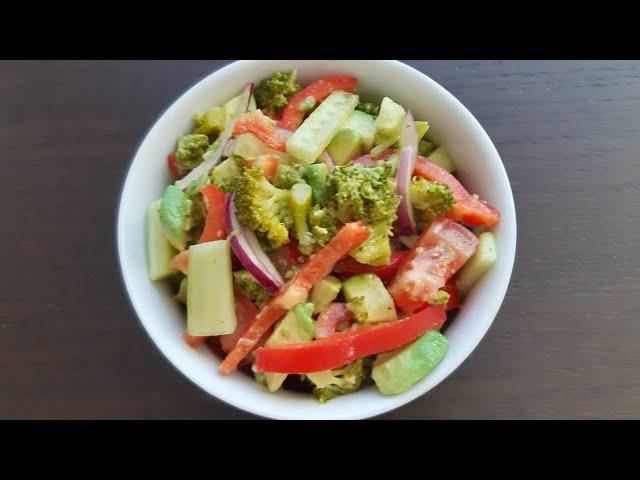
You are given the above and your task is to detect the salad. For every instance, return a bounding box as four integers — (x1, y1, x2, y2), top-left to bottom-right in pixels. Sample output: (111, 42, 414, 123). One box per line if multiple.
(145, 70, 501, 403)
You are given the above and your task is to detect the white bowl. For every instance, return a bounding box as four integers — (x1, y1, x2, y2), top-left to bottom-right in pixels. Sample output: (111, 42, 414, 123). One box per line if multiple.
(117, 60, 517, 420)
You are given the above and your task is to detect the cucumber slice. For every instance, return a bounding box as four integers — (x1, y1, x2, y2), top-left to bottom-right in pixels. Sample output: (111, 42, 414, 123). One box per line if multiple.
(187, 239, 237, 336)
(342, 273, 397, 323)
(286, 91, 359, 164)
(427, 147, 455, 173)
(375, 97, 406, 138)
(326, 128, 363, 165)
(415, 121, 429, 141)
(146, 200, 178, 281)
(456, 232, 497, 297)
(311, 275, 342, 314)
(344, 110, 376, 152)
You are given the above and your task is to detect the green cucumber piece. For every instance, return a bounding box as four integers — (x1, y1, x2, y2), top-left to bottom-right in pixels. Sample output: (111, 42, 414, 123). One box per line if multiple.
(186, 239, 237, 336)
(286, 91, 359, 164)
(326, 128, 363, 165)
(415, 121, 429, 141)
(372, 330, 448, 395)
(375, 97, 406, 138)
(158, 185, 192, 251)
(456, 232, 497, 296)
(303, 163, 328, 205)
(344, 110, 376, 152)
(146, 200, 178, 280)
(342, 273, 397, 323)
(427, 146, 455, 172)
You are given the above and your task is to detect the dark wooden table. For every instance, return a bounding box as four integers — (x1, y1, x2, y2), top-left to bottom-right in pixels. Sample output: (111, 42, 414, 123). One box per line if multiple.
(2, 60, 639, 419)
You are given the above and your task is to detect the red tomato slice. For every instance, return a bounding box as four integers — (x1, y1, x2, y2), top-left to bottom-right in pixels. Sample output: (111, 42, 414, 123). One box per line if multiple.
(388, 218, 478, 314)
(219, 221, 370, 374)
(414, 156, 500, 227)
(169, 250, 189, 274)
(442, 281, 460, 311)
(167, 153, 180, 177)
(254, 305, 446, 373)
(315, 303, 355, 339)
(278, 76, 358, 131)
(198, 184, 227, 243)
(232, 111, 288, 152)
(332, 251, 408, 281)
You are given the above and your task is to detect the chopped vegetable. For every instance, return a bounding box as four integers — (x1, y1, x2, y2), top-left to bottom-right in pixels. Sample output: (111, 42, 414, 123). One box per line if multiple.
(198, 184, 227, 243)
(456, 232, 497, 297)
(254, 70, 301, 111)
(175, 134, 210, 172)
(409, 177, 455, 228)
(219, 292, 259, 353)
(233, 270, 271, 308)
(314, 302, 354, 339)
(272, 163, 306, 189)
(233, 111, 288, 152)
(146, 200, 178, 280)
(308, 357, 372, 403)
(333, 250, 408, 281)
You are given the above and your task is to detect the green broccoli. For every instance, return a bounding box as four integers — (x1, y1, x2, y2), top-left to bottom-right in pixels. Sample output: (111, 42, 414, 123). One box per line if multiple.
(233, 270, 271, 308)
(184, 173, 212, 245)
(308, 205, 339, 247)
(254, 70, 301, 111)
(193, 106, 226, 136)
(272, 163, 307, 189)
(175, 134, 210, 171)
(410, 178, 455, 228)
(310, 357, 374, 403)
(234, 167, 293, 251)
(211, 157, 241, 193)
(350, 220, 394, 266)
(356, 101, 380, 116)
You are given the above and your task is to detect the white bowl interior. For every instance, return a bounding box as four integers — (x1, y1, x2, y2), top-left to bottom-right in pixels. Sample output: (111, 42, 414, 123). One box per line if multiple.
(117, 60, 517, 420)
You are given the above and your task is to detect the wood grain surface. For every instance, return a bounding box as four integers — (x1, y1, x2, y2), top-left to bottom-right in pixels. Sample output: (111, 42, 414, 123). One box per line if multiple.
(1, 60, 639, 419)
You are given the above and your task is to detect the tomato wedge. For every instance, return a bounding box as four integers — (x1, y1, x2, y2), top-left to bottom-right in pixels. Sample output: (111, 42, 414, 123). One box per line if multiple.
(388, 218, 478, 314)
(246, 154, 279, 181)
(167, 153, 180, 177)
(333, 251, 408, 281)
(219, 292, 259, 353)
(183, 332, 207, 348)
(278, 76, 358, 131)
(232, 111, 288, 152)
(198, 184, 227, 243)
(442, 281, 460, 311)
(315, 303, 355, 339)
(220, 221, 370, 374)
(414, 156, 500, 227)
(255, 305, 446, 373)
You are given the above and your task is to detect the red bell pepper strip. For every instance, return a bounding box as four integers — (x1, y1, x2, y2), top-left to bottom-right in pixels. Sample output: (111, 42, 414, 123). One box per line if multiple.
(255, 305, 446, 373)
(169, 250, 189, 274)
(332, 251, 408, 281)
(442, 280, 461, 311)
(167, 153, 180, 177)
(198, 184, 227, 243)
(219, 221, 370, 374)
(278, 76, 358, 131)
(315, 302, 355, 339)
(232, 111, 288, 152)
(246, 154, 280, 181)
(414, 156, 500, 227)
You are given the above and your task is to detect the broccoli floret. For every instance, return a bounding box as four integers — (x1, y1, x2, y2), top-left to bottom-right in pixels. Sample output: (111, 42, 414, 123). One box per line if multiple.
(308, 205, 339, 245)
(175, 134, 210, 171)
(211, 157, 241, 193)
(347, 296, 368, 322)
(234, 167, 293, 251)
(272, 163, 307, 189)
(311, 357, 374, 403)
(356, 102, 380, 116)
(254, 70, 301, 111)
(430, 289, 450, 306)
(183, 174, 212, 246)
(233, 270, 271, 307)
(410, 178, 455, 228)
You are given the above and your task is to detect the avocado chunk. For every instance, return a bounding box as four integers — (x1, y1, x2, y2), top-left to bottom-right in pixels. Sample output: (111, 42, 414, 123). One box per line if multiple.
(342, 273, 397, 323)
(158, 185, 192, 251)
(418, 140, 435, 157)
(344, 110, 376, 152)
(303, 163, 328, 205)
(372, 330, 449, 395)
(349, 222, 392, 266)
(456, 232, 497, 297)
(264, 303, 316, 392)
(326, 128, 364, 166)
(311, 276, 342, 314)
(187, 239, 237, 336)
(146, 200, 178, 280)
(427, 146, 456, 173)
(415, 121, 429, 141)
(375, 97, 406, 138)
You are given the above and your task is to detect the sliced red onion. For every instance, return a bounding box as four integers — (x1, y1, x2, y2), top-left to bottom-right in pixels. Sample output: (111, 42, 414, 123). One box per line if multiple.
(225, 193, 284, 293)
(176, 83, 253, 190)
(350, 154, 376, 167)
(395, 146, 417, 235)
(318, 150, 336, 172)
(400, 109, 418, 152)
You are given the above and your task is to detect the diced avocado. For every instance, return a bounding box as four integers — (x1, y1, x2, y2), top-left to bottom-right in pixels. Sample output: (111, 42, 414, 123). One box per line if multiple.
(427, 146, 455, 172)
(342, 273, 397, 323)
(375, 97, 406, 138)
(194, 107, 226, 136)
(286, 91, 359, 164)
(344, 110, 376, 152)
(303, 163, 328, 205)
(311, 276, 342, 314)
(233, 133, 288, 161)
(456, 232, 497, 297)
(175, 277, 188, 304)
(415, 121, 430, 141)
(349, 222, 392, 266)
(372, 330, 448, 395)
(264, 303, 315, 392)
(146, 200, 178, 280)
(326, 128, 363, 166)
(158, 185, 192, 251)
(186, 239, 237, 336)
(418, 140, 435, 157)
(211, 156, 241, 192)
